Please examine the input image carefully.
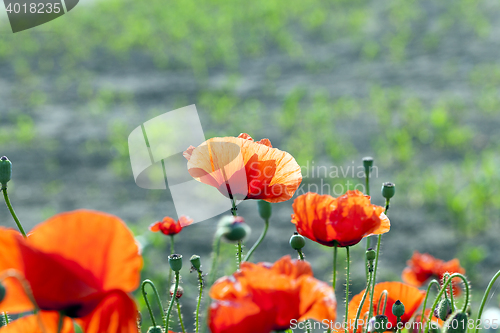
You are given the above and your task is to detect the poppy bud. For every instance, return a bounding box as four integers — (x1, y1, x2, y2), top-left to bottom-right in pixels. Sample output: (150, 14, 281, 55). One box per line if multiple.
(0, 282, 5, 302)
(443, 311, 468, 333)
(0, 156, 12, 188)
(436, 298, 453, 321)
(289, 232, 305, 250)
(190, 255, 201, 271)
(147, 326, 163, 333)
(369, 315, 388, 333)
(258, 200, 272, 220)
(170, 284, 184, 299)
(218, 216, 250, 242)
(381, 182, 396, 199)
(363, 157, 374, 174)
(366, 248, 376, 261)
(168, 254, 183, 272)
(392, 300, 405, 317)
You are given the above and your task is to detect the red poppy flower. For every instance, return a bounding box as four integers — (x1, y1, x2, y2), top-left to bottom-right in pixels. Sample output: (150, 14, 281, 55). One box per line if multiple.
(348, 282, 425, 333)
(291, 191, 390, 247)
(402, 252, 465, 295)
(0, 210, 143, 333)
(208, 255, 336, 333)
(149, 216, 193, 236)
(184, 133, 302, 203)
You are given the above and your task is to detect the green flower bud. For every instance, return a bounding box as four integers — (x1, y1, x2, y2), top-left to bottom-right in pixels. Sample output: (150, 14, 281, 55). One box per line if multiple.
(257, 200, 272, 220)
(147, 326, 163, 333)
(363, 157, 374, 173)
(366, 248, 376, 261)
(392, 299, 405, 317)
(168, 254, 183, 272)
(437, 298, 453, 321)
(0, 282, 5, 303)
(218, 216, 250, 242)
(190, 255, 201, 271)
(443, 311, 468, 333)
(289, 232, 305, 250)
(170, 285, 183, 299)
(0, 156, 12, 188)
(371, 315, 388, 333)
(381, 182, 396, 199)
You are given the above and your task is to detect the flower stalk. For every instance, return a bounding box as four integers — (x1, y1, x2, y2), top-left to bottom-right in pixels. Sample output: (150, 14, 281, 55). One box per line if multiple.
(141, 279, 165, 328)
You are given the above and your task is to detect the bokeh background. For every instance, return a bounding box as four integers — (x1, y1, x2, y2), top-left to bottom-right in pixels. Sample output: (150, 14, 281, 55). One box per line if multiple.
(1, 0, 500, 331)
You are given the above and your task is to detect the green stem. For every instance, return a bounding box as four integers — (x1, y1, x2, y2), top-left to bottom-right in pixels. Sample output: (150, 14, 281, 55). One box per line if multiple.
(166, 271, 180, 332)
(176, 299, 186, 333)
(57, 313, 64, 333)
(333, 245, 338, 290)
(345, 246, 351, 333)
(195, 270, 204, 333)
(243, 218, 269, 262)
(297, 250, 304, 260)
(443, 273, 455, 312)
(2, 188, 27, 238)
(237, 241, 242, 269)
(418, 280, 440, 333)
(368, 198, 390, 321)
(141, 279, 165, 328)
(475, 270, 500, 333)
(208, 233, 222, 287)
(368, 234, 382, 320)
(376, 290, 388, 315)
(2, 313, 8, 326)
(364, 170, 370, 281)
(365, 237, 370, 282)
(354, 270, 373, 333)
(396, 316, 401, 333)
(424, 273, 470, 333)
(168, 236, 175, 286)
(230, 198, 242, 269)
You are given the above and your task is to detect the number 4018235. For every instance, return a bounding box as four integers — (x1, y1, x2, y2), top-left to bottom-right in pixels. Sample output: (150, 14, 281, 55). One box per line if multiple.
(5, 2, 61, 14)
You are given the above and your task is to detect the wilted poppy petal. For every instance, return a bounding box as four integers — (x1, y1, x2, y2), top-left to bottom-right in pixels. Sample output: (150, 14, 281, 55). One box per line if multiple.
(0, 312, 74, 333)
(77, 290, 138, 333)
(27, 210, 142, 293)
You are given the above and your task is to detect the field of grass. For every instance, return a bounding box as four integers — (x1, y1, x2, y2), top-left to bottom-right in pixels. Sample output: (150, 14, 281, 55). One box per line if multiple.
(1, 0, 500, 330)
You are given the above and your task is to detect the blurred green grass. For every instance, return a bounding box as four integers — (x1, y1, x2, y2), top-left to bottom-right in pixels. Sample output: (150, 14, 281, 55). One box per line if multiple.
(1, 0, 500, 330)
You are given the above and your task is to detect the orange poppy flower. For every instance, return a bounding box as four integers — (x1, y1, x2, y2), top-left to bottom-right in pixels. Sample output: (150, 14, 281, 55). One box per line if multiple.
(184, 133, 302, 203)
(402, 252, 465, 295)
(149, 216, 193, 236)
(291, 191, 390, 247)
(0, 210, 143, 333)
(348, 282, 425, 333)
(208, 255, 336, 333)
(0, 311, 75, 333)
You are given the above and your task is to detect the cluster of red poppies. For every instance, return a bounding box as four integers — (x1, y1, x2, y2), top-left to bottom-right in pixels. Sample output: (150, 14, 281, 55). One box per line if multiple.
(0, 134, 469, 333)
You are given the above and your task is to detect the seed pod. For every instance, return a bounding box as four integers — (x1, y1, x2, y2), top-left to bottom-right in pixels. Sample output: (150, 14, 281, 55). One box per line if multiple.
(257, 200, 272, 220)
(289, 232, 306, 250)
(392, 300, 405, 317)
(381, 182, 396, 199)
(168, 254, 183, 272)
(443, 311, 468, 333)
(190, 255, 201, 271)
(0, 156, 12, 187)
(147, 326, 163, 333)
(437, 298, 453, 321)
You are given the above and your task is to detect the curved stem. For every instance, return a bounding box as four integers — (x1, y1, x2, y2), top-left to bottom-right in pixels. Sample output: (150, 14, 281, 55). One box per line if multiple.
(344, 246, 351, 333)
(2, 188, 27, 238)
(243, 218, 269, 262)
(376, 290, 388, 315)
(297, 250, 304, 260)
(424, 273, 470, 333)
(141, 279, 165, 328)
(333, 245, 338, 290)
(176, 299, 186, 333)
(443, 273, 455, 312)
(475, 270, 500, 333)
(195, 271, 204, 333)
(354, 270, 373, 333)
(418, 280, 440, 333)
(166, 271, 180, 332)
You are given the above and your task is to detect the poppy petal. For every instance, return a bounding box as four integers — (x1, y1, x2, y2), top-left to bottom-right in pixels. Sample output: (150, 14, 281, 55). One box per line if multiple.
(0, 229, 33, 313)
(27, 210, 142, 293)
(209, 298, 273, 333)
(0, 312, 75, 333)
(76, 290, 139, 333)
(298, 276, 336, 323)
(368, 213, 391, 236)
